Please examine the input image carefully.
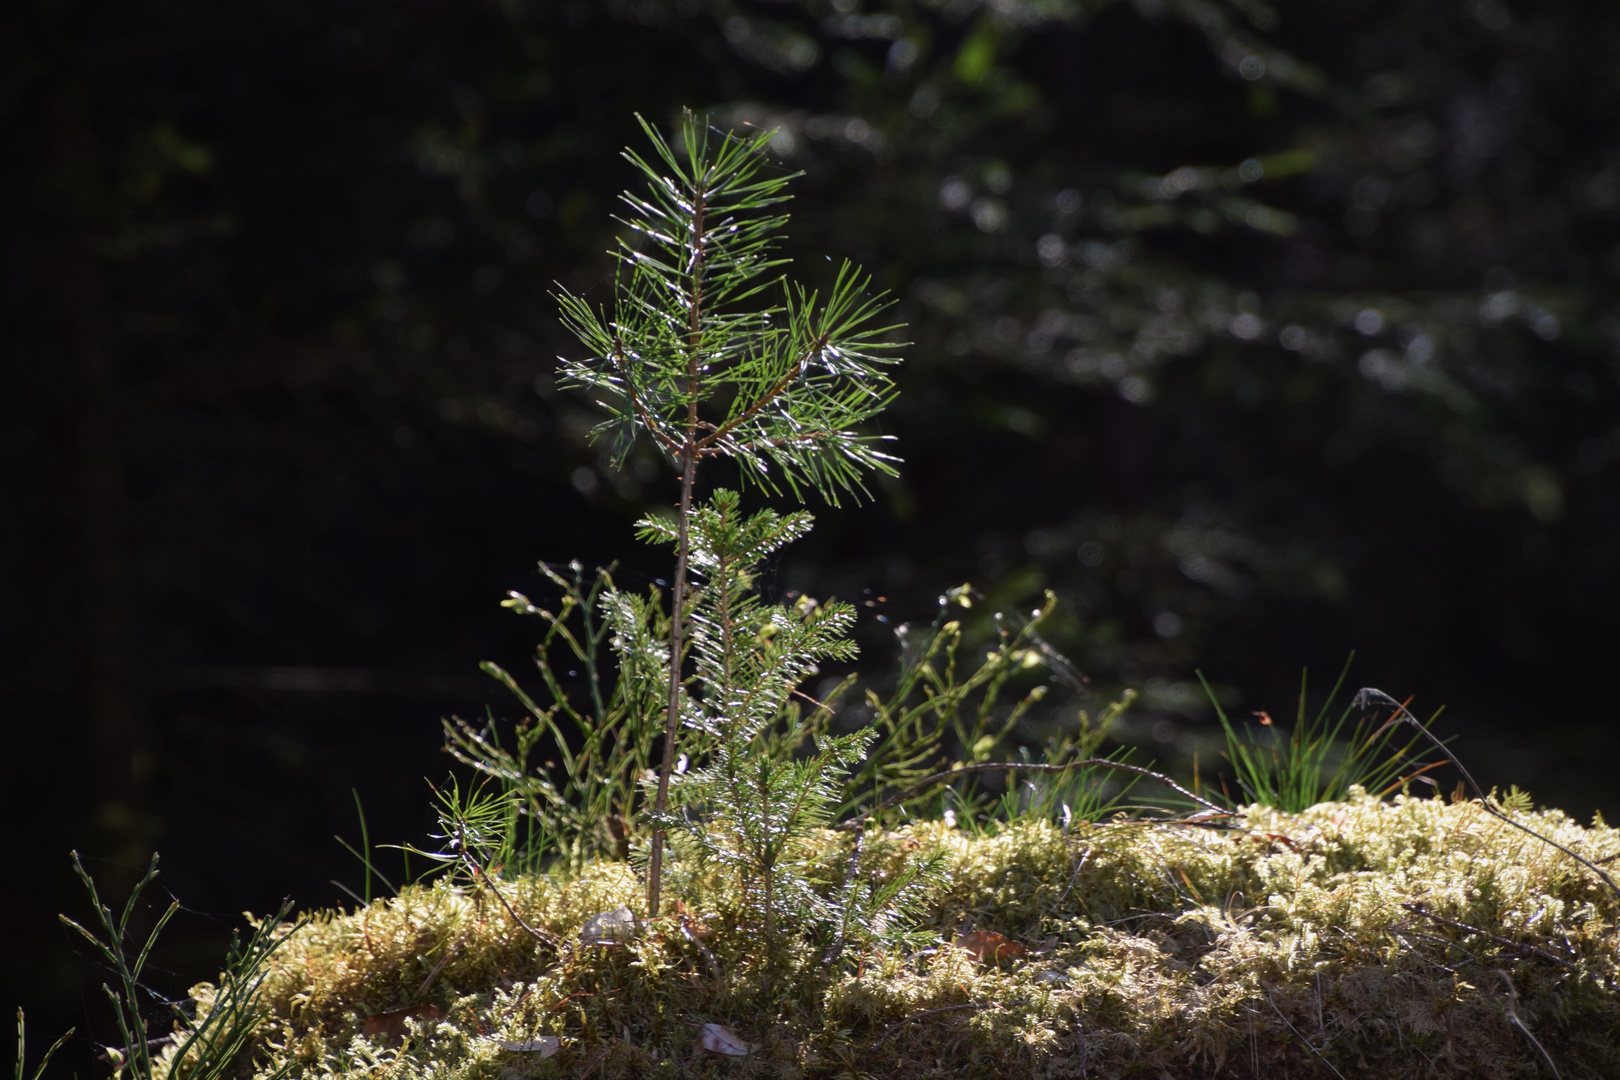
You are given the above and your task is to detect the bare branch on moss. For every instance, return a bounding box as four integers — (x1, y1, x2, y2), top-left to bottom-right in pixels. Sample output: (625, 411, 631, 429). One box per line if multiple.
(1499, 971, 1564, 1080)
(459, 849, 562, 953)
(1266, 992, 1348, 1080)
(416, 934, 464, 996)
(674, 908, 723, 982)
(1400, 903, 1575, 968)
(871, 1003, 985, 1049)
(1356, 687, 1620, 904)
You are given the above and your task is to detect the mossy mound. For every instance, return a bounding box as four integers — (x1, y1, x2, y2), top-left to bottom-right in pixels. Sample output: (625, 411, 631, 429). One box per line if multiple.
(214, 790, 1620, 1079)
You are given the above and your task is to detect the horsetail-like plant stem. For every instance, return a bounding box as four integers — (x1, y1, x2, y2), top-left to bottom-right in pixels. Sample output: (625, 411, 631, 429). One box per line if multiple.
(14, 1009, 73, 1080)
(57, 852, 303, 1080)
(556, 110, 903, 916)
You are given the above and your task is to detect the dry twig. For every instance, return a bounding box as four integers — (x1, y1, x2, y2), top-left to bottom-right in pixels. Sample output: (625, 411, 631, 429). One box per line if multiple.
(1356, 688, 1620, 905)
(1266, 991, 1348, 1080)
(1499, 971, 1563, 1080)
(871, 1003, 985, 1049)
(459, 849, 562, 952)
(1400, 902, 1574, 968)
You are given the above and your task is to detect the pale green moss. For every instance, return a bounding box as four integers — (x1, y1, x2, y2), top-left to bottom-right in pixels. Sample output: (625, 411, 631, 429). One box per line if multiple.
(210, 790, 1618, 1079)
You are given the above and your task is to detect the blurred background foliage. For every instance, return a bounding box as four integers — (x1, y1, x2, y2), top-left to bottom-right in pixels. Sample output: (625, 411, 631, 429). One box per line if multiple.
(6, 0, 1620, 1063)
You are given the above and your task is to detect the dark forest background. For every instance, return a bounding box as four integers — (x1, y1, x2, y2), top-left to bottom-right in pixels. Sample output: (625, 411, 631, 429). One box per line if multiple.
(6, 0, 1620, 1069)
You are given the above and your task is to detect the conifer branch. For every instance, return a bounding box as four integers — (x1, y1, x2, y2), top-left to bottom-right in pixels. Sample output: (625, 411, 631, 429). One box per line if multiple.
(696, 332, 829, 450)
(608, 334, 682, 457)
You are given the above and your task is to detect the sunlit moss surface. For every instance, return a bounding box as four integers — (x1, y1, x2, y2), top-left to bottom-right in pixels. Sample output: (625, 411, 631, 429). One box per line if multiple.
(213, 789, 1620, 1079)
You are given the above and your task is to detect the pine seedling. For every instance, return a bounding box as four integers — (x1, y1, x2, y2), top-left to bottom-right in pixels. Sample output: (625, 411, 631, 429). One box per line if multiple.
(555, 109, 903, 916)
(638, 491, 943, 977)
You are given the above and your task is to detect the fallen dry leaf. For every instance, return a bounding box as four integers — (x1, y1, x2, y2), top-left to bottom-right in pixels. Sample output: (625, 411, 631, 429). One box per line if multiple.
(697, 1022, 752, 1056)
(361, 1004, 443, 1041)
(495, 1036, 560, 1057)
(673, 900, 712, 939)
(579, 906, 640, 945)
(1246, 832, 1297, 849)
(954, 929, 1027, 963)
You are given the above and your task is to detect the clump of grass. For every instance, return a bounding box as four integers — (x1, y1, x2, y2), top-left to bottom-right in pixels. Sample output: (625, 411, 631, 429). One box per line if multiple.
(216, 787, 1618, 1080)
(1199, 656, 1440, 813)
(842, 586, 1148, 833)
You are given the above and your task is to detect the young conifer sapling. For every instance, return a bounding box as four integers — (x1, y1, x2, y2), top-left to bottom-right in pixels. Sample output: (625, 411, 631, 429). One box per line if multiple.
(554, 110, 903, 917)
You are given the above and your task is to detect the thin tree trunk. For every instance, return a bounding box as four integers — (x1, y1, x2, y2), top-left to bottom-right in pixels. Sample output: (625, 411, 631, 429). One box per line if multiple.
(647, 180, 708, 919)
(762, 867, 774, 999)
(646, 444, 695, 919)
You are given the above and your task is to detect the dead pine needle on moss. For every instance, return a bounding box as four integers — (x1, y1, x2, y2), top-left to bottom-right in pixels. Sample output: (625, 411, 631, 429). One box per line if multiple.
(205, 787, 1620, 1080)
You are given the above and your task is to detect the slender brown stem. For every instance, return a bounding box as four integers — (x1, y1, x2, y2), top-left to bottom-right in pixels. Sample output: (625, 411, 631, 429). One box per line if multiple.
(871, 1004, 985, 1049)
(647, 182, 708, 920)
(647, 445, 694, 919)
(1399, 902, 1573, 967)
(763, 864, 775, 999)
(1356, 687, 1620, 904)
(695, 332, 828, 450)
(459, 848, 560, 951)
(1498, 971, 1564, 1080)
(1265, 992, 1348, 1080)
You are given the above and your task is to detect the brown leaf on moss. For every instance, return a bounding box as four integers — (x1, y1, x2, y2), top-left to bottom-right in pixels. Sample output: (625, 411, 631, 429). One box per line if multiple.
(496, 1036, 559, 1056)
(360, 1004, 443, 1041)
(697, 1022, 752, 1056)
(953, 929, 1026, 963)
(672, 899, 711, 939)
